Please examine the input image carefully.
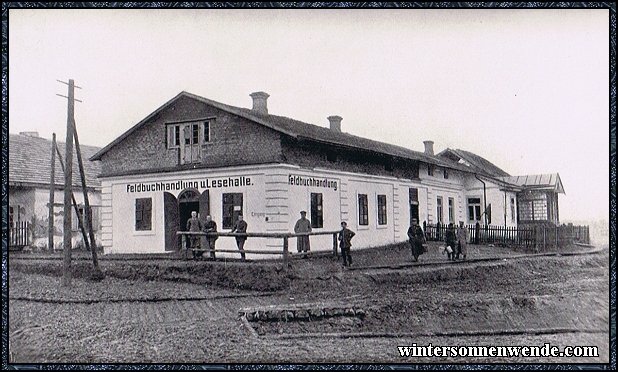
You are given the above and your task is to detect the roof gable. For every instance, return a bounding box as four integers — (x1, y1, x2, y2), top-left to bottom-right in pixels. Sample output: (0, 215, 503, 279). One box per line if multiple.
(438, 148, 510, 177)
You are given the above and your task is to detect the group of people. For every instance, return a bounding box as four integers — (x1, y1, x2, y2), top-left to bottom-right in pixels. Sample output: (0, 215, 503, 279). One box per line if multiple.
(294, 211, 356, 267)
(406, 218, 469, 262)
(186, 210, 356, 266)
(186, 212, 247, 260)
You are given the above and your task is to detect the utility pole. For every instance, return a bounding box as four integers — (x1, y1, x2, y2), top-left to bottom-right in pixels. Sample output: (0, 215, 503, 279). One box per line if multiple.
(48, 133, 56, 252)
(72, 120, 100, 273)
(58, 79, 78, 287)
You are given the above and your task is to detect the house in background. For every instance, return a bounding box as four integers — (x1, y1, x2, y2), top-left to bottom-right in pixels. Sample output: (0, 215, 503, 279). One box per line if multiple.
(8, 132, 102, 249)
(438, 148, 564, 226)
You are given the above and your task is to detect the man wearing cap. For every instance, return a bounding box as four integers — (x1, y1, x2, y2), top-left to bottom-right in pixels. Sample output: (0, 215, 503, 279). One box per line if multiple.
(456, 221, 469, 260)
(338, 221, 356, 267)
(294, 211, 312, 258)
(407, 218, 426, 262)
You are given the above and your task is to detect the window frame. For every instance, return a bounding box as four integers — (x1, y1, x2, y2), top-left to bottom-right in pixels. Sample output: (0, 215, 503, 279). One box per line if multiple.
(310, 192, 324, 229)
(448, 197, 454, 223)
(358, 193, 369, 227)
(377, 194, 387, 226)
(135, 198, 153, 232)
(467, 197, 482, 222)
(222, 193, 243, 229)
(436, 196, 443, 223)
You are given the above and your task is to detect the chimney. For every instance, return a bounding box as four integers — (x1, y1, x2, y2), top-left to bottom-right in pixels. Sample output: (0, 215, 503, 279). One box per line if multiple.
(19, 131, 39, 138)
(423, 140, 434, 156)
(328, 116, 342, 132)
(250, 92, 269, 115)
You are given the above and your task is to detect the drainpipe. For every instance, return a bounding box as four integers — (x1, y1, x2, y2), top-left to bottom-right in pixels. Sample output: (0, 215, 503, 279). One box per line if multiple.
(474, 174, 488, 227)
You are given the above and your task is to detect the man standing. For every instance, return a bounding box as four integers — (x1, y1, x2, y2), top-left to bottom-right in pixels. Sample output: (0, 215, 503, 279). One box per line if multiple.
(294, 211, 312, 258)
(202, 215, 218, 260)
(457, 221, 469, 260)
(338, 221, 356, 267)
(186, 211, 202, 260)
(407, 218, 426, 262)
(445, 222, 457, 260)
(231, 214, 248, 260)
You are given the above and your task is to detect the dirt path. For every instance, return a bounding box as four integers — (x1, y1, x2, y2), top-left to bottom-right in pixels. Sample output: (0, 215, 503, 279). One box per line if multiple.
(8, 248, 610, 364)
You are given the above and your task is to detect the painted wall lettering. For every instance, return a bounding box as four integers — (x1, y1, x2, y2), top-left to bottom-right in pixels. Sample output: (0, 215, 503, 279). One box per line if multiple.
(126, 176, 252, 193)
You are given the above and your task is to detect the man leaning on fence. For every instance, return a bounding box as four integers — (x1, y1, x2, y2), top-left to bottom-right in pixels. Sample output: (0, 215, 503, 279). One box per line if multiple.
(407, 218, 426, 262)
(186, 211, 202, 260)
(231, 214, 248, 261)
(203, 215, 218, 260)
(294, 211, 312, 258)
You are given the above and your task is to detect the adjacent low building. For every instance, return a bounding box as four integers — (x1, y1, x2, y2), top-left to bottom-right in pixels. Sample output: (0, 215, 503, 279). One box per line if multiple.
(90, 91, 563, 255)
(8, 132, 102, 249)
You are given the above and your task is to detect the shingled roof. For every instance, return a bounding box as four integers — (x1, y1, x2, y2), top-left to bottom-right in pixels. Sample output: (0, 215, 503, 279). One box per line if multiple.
(437, 148, 510, 177)
(9, 133, 102, 188)
(90, 91, 471, 173)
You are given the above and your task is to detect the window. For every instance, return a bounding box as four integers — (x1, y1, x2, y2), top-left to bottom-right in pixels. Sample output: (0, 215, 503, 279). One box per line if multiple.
(436, 197, 443, 223)
(358, 194, 369, 226)
(377, 194, 387, 225)
(428, 165, 434, 176)
(448, 197, 454, 223)
(167, 120, 212, 149)
(203, 121, 211, 143)
(511, 198, 516, 223)
(310, 193, 323, 228)
(409, 188, 419, 222)
(9, 206, 15, 227)
(135, 198, 152, 231)
(467, 198, 481, 222)
(222, 193, 243, 229)
(444, 168, 449, 179)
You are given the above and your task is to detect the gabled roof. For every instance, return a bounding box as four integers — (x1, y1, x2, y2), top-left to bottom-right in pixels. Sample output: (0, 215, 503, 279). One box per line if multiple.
(90, 91, 471, 173)
(497, 174, 565, 194)
(9, 133, 102, 188)
(437, 148, 511, 177)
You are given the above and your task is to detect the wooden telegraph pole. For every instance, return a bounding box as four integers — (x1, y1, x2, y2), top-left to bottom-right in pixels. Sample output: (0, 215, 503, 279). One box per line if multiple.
(48, 133, 56, 252)
(60, 79, 76, 287)
(72, 121, 100, 273)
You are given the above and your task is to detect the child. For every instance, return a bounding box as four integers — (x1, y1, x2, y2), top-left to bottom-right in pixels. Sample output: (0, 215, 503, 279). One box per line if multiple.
(338, 221, 356, 267)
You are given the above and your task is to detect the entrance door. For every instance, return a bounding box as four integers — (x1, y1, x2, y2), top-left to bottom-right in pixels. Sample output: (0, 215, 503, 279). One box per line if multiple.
(164, 192, 179, 251)
(409, 188, 419, 225)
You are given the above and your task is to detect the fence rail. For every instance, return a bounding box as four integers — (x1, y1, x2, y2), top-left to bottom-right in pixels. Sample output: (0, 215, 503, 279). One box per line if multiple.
(9, 221, 30, 250)
(176, 230, 341, 265)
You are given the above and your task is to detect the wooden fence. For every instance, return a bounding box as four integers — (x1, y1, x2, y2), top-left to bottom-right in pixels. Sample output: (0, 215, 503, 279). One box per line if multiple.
(424, 223, 590, 249)
(176, 230, 341, 265)
(9, 221, 30, 250)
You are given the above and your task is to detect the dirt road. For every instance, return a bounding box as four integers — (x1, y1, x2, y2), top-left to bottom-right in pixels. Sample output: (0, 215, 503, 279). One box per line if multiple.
(8, 246, 610, 364)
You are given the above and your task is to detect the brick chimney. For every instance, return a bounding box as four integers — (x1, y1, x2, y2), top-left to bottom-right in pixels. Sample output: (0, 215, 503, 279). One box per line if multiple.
(328, 116, 342, 132)
(19, 131, 39, 138)
(250, 92, 269, 115)
(423, 140, 434, 156)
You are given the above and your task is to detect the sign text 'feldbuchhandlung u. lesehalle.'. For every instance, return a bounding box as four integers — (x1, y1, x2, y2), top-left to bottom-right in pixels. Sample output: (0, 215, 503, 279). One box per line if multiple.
(126, 176, 252, 193)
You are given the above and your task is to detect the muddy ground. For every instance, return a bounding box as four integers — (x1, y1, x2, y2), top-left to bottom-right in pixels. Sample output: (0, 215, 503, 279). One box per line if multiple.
(7, 243, 611, 364)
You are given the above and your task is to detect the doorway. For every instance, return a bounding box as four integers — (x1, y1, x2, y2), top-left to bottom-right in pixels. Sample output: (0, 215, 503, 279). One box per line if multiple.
(178, 189, 200, 229)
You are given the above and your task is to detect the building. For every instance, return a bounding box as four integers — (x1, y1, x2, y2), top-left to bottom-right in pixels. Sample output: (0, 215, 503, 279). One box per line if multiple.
(8, 132, 102, 249)
(91, 91, 561, 255)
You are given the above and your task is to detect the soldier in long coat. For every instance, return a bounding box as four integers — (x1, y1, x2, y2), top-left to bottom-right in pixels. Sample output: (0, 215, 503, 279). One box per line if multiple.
(407, 218, 426, 262)
(202, 215, 218, 260)
(186, 211, 202, 260)
(294, 211, 312, 258)
(445, 222, 457, 260)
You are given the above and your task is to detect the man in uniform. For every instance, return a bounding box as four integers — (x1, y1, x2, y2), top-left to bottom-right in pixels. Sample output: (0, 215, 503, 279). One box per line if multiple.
(294, 211, 312, 258)
(407, 218, 426, 262)
(445, 222, 457, 261)
(457, 221, 469, 260)
(202, 215, 218, 260)
(338, 221, 356, 267)
(186, 211, 202, 260)
(231, 214, 248, 260)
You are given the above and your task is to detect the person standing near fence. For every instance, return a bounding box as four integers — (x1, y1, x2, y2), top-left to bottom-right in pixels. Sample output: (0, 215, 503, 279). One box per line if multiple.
(294, 211, 312, 258)
(407, 218, 426, 262)
(202, 215, 218, 260)
(186, 211, 202, 260)
(457, 221, 468, 260)
(231, 214, 248, 260)
(445, 222, 457, 261)
(338, 221, 355, 267)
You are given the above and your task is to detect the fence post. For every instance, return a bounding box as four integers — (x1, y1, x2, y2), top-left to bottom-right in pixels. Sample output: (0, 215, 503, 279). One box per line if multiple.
(283, 236, 289, 268)
(555, 225, 558, 250)
(332, 233, 338, 257)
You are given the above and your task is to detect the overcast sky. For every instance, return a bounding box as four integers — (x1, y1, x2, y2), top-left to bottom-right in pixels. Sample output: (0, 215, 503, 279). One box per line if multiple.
(8, 8, 609, 222)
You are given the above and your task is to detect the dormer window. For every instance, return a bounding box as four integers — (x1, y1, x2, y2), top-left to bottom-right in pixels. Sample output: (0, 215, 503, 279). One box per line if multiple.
(167, 119, 213, 149)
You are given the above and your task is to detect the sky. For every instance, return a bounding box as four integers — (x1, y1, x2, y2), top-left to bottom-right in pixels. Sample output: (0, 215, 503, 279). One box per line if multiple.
(8, 8, 610, 222)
